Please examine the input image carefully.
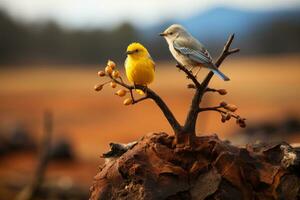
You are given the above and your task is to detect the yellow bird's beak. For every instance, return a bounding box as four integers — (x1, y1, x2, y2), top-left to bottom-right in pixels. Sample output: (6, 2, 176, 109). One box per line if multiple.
(159, 32, 166, 36)
(126, 50, 134, 55)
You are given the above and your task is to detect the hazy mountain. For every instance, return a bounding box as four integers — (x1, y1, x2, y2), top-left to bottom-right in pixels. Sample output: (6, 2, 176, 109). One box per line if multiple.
(141, 7, 300, 40)
(178, 7, 300, 40)
(140, 7, 300, 56)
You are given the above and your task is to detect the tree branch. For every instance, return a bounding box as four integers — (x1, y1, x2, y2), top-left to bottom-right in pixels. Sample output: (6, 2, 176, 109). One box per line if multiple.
(128, 88, 149, 104)
(183, 34, 239, 135)
(176, 63, 201, 88)
(132, 96, 149, 104)
(146, 87, 182, 134)
(110, 76, 182, 135)
(199, 107, 232, 117)
(198, 106, 246, 127)
(198, 106, 222, 113)
(200, 34, 239, 89)
(187, 84, 217, 92)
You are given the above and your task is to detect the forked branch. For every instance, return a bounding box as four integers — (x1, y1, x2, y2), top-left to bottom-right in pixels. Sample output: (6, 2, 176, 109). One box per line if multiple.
(182, 34, 240, 136)
(95, 69, 182, 135)
(198, 104, 246, 128)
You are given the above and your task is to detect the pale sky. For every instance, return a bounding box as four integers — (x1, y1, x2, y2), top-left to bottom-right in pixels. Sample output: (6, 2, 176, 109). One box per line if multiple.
(0, 0, 299, 28)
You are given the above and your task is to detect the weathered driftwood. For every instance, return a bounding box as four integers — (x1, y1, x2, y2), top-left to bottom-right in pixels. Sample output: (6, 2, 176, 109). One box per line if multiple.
(90, 132, 300, 200)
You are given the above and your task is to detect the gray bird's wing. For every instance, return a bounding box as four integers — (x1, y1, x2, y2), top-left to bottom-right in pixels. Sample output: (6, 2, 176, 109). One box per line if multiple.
(173, 37, 230, 81)
(173, 38, 213, 66)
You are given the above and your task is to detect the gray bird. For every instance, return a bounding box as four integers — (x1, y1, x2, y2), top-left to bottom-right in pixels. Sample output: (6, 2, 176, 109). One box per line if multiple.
(160, 24, 230, 81)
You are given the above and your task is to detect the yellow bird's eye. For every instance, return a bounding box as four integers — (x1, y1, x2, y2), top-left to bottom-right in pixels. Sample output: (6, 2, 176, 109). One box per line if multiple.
(135, 49, 139, 52)
(169, 32, 173, 35)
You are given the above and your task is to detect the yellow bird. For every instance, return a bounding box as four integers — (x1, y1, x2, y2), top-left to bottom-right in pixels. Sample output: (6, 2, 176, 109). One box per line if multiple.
(125, 43, 155, 94)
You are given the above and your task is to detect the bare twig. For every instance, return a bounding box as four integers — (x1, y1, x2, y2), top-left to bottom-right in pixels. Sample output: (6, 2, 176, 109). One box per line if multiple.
(16, 111, 53, 200)
(198, 106, 246, 127)
(187, 84, 217, 93)
(198, 106, 222, 112)
(205, 88, 218, 93)
(176, 63, 201, 88)
(198, 106, 240, 118)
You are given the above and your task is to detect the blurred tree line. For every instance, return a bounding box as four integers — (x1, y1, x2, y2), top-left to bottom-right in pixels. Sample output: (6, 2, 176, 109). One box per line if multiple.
(0, 9, 299, 66)
(254, 18, 300, 54)
(0, 9, 172, 66)
(0, 9, 168, 65)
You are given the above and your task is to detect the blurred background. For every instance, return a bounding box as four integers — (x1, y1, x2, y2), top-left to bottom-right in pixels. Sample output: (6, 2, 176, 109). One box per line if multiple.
(0, 0, 300, 199)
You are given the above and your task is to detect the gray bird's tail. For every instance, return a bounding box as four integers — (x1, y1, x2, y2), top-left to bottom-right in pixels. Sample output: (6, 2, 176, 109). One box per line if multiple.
(210, 68, 230, 81)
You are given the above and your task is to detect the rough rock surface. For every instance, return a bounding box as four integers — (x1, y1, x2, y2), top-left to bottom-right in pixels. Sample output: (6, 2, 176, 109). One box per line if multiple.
(90, 132, 300, 200)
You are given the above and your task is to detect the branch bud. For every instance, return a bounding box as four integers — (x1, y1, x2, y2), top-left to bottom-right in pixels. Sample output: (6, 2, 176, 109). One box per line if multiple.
(221, 114, 226, 123)
(110, 82, 117, 88)
(236, 117, 246, 128)
(123, 98, 133, 105)
(107, 60, 116, 69)
(94, 83, 103, 92)
(225, 112, 231, 120)
(105, 66, 113, 75)
(187, 83, 195, 89)
(115, 89, 127, 97)
(218, 89, 227, 95)
(240, 122, 246, 128)
(112, 70, 120, 79)
(225, 104, 238, 112)
(98, 71, 106, 77)
(220, 101, 228, 107)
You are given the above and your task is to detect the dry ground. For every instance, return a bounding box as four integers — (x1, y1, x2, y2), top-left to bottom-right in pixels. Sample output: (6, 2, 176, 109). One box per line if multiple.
(0, 55, 300, 195)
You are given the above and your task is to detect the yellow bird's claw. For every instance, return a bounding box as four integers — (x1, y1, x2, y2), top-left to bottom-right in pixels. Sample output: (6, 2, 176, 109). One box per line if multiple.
(135, 89, 144, 95)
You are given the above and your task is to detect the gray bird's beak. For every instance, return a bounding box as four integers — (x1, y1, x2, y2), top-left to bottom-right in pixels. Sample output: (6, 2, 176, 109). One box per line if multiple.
(159, 32, 166, 36)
